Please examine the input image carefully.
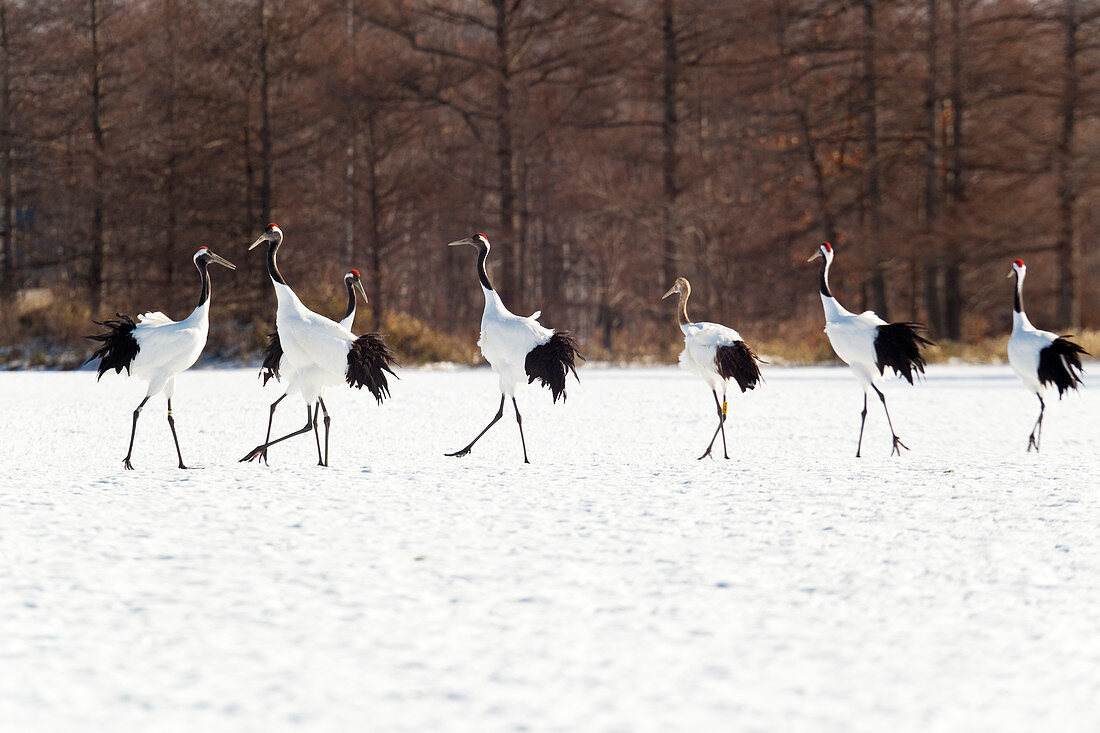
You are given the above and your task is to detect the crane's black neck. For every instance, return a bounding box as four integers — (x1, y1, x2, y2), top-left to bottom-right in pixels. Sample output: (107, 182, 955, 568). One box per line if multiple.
(1013, 271, 1023, 314)
(475, 242, 493, 290)
(196, 258, 211, 307)
(343, 279, 356, 322)
(819, 257, 833, 298)
(267, 241, 287, 286)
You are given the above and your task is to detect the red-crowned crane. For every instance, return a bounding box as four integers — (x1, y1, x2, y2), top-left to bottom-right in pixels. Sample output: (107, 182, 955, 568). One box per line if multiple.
(808, 242, 933, 457)
(662, 277, 763, 460)
(86, 247, 236, 469)
(256, 268, 372, 464)
(1007, 258, 1088, 452)
(446, 233, 581, 463)
(241, 224, 395, 466)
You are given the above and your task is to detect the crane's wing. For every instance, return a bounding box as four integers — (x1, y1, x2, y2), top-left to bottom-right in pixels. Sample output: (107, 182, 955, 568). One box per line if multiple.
(277, 307, 357, 378)
(131, 319, 207, 372)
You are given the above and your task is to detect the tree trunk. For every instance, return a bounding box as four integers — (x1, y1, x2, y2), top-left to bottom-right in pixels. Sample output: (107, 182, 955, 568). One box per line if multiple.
(257, 0, 274, 302)
(860, 0, 887, 319)
(88, 0, 107, 314)
(923, 0, 939, 227)
(947, 0, 965, 203)
(342, 0, 356, 270)
(162, 0, 178, 292)
(924, 261, 945, 336)
(943, 259, 961, 340)
(661, 0, 679, 289)
(1055, 0, 1080, 330)
(940, 0, 966, 339)
(494, 0, 518, 306)
(0, 2, 14, 312)
(796, 110, 837, 244)
(365, 114, 383, 333)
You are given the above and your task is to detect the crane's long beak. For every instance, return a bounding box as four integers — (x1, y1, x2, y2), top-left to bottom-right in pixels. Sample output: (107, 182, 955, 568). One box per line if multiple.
(209, 251, 236, 270)
(447, 237, 474, 247)
(807, 250, 823, 262)
(249, 234, 268, 250)
(661, 285, 678, 299)
(353, 278, 369, 303)
(1007, 271, 1015, 278)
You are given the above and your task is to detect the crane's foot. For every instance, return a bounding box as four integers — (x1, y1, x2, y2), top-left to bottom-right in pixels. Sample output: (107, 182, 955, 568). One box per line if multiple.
(178, 462, 189, 469)
(261, 449, 269, 466)
(890, 435, 910, 456)
(240, 446, 266, 463)
(446, 448, 472, 458)
(697, 449, 713, 460)
(1027, 432, 1040, 452)
(123, 458, 135, 470)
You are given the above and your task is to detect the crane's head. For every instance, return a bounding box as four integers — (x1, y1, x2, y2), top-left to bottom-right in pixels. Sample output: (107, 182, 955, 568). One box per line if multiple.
(194, 246, 236, 270)
(447, 232, 490, 251)
(1009, 258, 1025, 279)
(345, 269, 368, 302)
(250, 223, 283, 250)
(662, 277, 690, 300)
(807, 241, 833, 264)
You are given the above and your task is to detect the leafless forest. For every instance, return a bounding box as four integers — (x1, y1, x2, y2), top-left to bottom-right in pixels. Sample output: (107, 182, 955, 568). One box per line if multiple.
(0, 0, 1097, 365)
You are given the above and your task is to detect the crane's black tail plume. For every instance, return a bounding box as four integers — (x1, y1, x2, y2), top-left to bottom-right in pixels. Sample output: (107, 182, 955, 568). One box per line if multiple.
(347, 332, 398, 404)
(715, 341, 763, 393)
(874, 322, 933, 384)
(260, 330, 283, 386)
(85, 314, 139, 379)
(1038, 337, 1088, 397)
(526, 331, 583, 403)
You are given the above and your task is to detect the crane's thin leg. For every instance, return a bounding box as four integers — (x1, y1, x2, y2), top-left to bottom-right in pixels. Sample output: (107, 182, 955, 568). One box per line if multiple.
(240, 405, 315, 463)
(261, 393, 288, 465)
(1027, 393, 1045, 452)
(166, 398, 188, 469)
(855, 392, 869, 458)
(311, 401, 323, 465)
(718, 390, 729, 459)
(512, 397, 530, 464)
(317, 396, 331, 467)
(872, 385, 908, 456)
(446, 395, 505, 458)
(123, 396, 151, 470)
(699, 389, 729, 460)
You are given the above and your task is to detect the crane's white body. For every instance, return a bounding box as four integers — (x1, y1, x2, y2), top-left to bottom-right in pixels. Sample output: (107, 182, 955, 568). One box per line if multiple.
(1008, 310, 1057, 395)
(478, 285, 552, 396)
(339, 311, 355, 331)
(271, 281, 356, 404)
(678, 321, 746, 391)
(820, 294, 888, 388)
(130, 302, 210, 398)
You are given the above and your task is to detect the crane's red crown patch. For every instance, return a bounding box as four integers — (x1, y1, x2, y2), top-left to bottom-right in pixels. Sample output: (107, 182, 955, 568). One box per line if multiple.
(1014, 259, 1024, 267)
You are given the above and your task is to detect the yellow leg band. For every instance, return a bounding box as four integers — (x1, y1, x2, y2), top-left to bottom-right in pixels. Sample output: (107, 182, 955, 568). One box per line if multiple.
(722, 401, 728, 416)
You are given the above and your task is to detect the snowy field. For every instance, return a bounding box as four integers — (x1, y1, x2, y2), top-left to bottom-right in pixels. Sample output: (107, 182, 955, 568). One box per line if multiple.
(1, 363, 1098, 732)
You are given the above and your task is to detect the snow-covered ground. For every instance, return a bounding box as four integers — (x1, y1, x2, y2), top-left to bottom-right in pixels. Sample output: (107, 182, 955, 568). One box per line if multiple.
(1, 363, 1098, 732)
